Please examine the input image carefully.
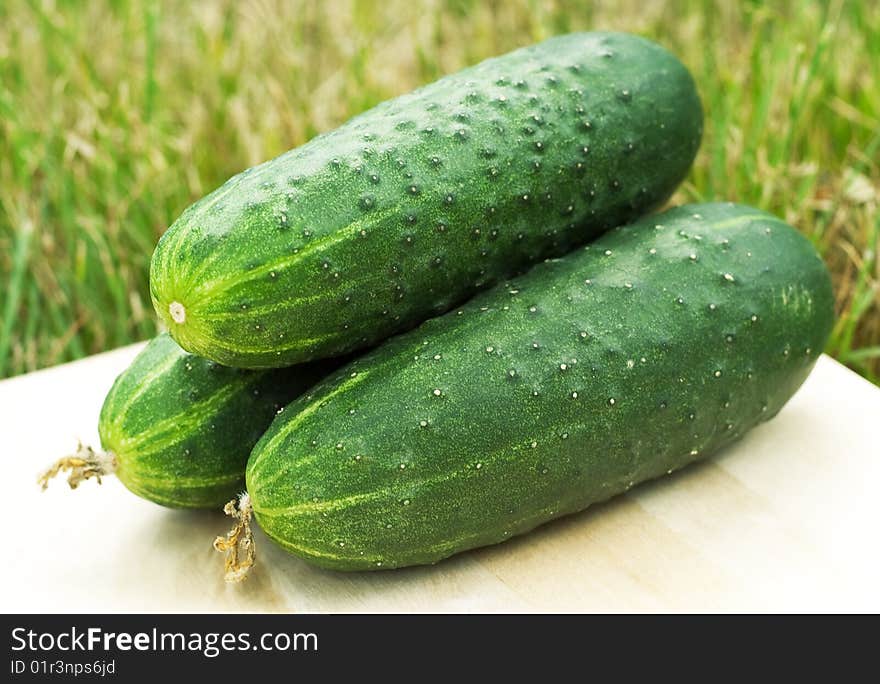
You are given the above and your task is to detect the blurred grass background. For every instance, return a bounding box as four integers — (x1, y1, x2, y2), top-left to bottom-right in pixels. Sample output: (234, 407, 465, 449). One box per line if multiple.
(0, 0, 877, 382)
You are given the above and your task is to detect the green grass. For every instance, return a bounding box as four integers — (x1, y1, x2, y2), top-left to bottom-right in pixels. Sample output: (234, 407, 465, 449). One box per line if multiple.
(1, 0, 878, 383)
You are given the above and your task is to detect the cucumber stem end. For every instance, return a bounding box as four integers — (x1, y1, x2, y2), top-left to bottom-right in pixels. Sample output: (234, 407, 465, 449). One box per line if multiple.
(214, 492, 255, 583)
(169, 301, 186, 324)
(37, 442, 117, 491)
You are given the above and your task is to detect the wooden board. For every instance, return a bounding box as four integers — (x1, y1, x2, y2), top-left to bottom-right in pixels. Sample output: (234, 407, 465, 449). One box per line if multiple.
(2, 345, 877, 612)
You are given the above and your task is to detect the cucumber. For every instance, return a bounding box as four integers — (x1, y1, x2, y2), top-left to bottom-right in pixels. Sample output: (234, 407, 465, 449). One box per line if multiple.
(241, 203, 833, 571)
(150, 31, 702, 368)
(39, 334, 332, 509)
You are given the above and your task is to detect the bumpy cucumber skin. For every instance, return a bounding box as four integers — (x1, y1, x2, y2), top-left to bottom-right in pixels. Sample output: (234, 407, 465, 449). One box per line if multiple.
(150, 32, 702, 368)
(98, 334, 331, 508)
(246, 203, 834, 570)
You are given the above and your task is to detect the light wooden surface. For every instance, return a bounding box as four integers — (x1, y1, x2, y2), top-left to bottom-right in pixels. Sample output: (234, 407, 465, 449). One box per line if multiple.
(1, 345, 878, 613)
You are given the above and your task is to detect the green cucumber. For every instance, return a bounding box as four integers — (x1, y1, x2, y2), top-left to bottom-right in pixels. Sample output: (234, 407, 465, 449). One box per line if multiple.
(39, 334, 332, 509)
(150, 31, 702, 368)
(241, 203, 833, 571)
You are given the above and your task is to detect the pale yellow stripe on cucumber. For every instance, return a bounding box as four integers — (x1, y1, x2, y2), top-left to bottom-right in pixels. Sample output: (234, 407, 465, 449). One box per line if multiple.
(162, 181, 239, 282)
(121, 375, 258, 453)
(183, 328, 345, 357)
(261, 532, 364, 563)
(387, 502, 565, 560)
(108, 351, 183, 429)
(169, 228, 236, 294)
(701, 213, 785, 232)
(264, 499, 566, 568)
(247, 369, 373, 483)
(119, 479, 234, 509)
(623, 212, 782, 241)
(120, 470, 243, 488)
(188, 202, 403, 305)
(154, 224, 190, 293)
(254, 489, 385, 517)
(254, 467, 488, 519)
(196, 291, 326, 320)
(253, 429, 555, 518)
(194, 266, 389, 321)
